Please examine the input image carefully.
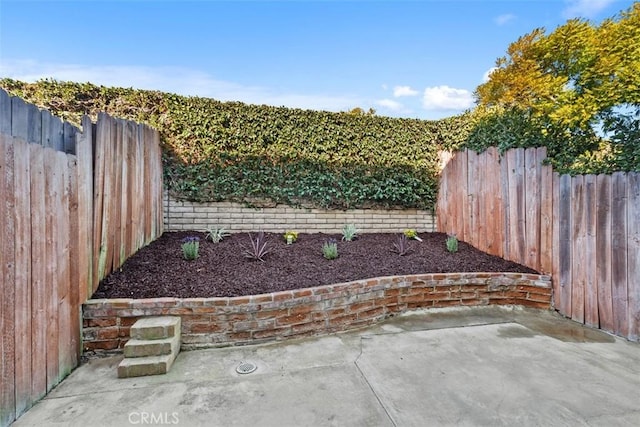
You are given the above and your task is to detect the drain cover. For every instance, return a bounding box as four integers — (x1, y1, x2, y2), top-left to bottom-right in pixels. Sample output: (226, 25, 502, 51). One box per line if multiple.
(236, 362, 257, 374)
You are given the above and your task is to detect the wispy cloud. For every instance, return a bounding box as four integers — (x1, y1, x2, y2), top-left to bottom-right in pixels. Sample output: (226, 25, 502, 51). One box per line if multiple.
(494, 13, 516, 25)
(393, 85, 419, 97)
(422, 85, 474, 111)
(375, 98, 405, 111)
(0, 59, 362, 113)
(562, 0, 615, 18)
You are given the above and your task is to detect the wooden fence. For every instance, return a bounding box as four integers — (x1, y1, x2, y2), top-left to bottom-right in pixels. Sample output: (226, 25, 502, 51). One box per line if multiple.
(437, 147, 639, 342)
(0, 90, 163, 426)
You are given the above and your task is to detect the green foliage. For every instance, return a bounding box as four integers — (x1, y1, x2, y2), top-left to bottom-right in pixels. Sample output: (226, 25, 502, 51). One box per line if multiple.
(0, 78, 475, 209)
(283, 231, 298, 244)
(322, 239, 339, 260)
(341, 224, 359, 242)
(472, 3, 640, 174)
(206, 225, 230, 243)
(391, 234, 412, 256)
(403, 229, 422, 241)
(446, 235, 458, 253)
(181, 236, 200, 260)
(242, 231, 271, 261)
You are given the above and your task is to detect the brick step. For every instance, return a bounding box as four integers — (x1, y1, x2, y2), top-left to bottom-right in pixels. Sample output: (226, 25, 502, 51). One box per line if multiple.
(130, 316, 181, 340)
(123, 333, 180, 358)
(117, 353, 178, 378)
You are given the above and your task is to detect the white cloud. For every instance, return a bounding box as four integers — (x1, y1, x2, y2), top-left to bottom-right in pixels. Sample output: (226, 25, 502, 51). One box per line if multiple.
(375, 99, 404, 111)
(393, 85, 419, 97)
(562, 0, 615, 18)
(422, 85, 474, 110)
(0, 59, 361, 112)
(482, 67, 498, 83)
(494, 13, 516, 25)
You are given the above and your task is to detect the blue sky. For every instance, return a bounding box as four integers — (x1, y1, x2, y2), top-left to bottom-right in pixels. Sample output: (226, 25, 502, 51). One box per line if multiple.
(0, 0, 636, 120)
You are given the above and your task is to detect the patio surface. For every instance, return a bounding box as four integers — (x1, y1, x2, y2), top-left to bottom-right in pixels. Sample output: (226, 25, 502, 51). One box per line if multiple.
(12, 306, 640, 426)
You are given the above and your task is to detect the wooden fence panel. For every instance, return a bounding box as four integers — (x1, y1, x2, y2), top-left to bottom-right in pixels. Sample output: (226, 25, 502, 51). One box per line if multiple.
(539, 148, 553, 274)
(558, 175, 573, 316)
(501, 149, 512, 260)
(611, 172, 629, 338)
(551, 173, 562, 316)
(0, 90, 10, 134)
(596, 175, 614, 332)
(571, 175, 586, 324)
(524, 148, 541, 270)
(583, 175, 598, 328)
(627, 173, 640, 341)
(485, 147, 503, 257)
(455, 150, 467, 241)
(0, 135, 16, 427)
(13, 138, 33, 416)
(76, 117, 93, 300)
(28, 144, 47, 403)
(466, 150, 479, 247)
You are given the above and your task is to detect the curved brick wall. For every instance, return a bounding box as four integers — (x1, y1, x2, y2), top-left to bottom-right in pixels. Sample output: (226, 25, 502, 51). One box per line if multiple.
(82, 272, 552, 353)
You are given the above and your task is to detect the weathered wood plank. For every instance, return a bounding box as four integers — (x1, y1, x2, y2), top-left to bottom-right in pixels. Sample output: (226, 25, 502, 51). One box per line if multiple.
(507, 148, 526, 265)
(627, 172, 640, 341)
(551, 172, 561, 311)
(135, 124, 145, 249)
(0, 134, 16, 427)
(485, 147, 502, 257)
(94, 113, 109, 283)
(584, 174, 598, 328)
(13, 137, 32, 416)
(571, 175, 586, 324)
(558, 174, 572, 317)
(611, 172, 628, 338)
(112, 119, 124, 270)
(0, 89, 11, 135)
(124, 121, 135, 259)
(44, 147, 59, 391)
(76, 116, 94, 300)
(42, 110, 64, 152)
(66, 153, 80, 367)
(466, 150, 479, 246)
(539, 148, 553, 275)
(26, 103, 42, 146)
(153, 128, 164, 238)
(524, 147, 541, 271)
(28, 144, 47, 402)
(11, 96, 28, 142)
(595, 174, 614, 332)
(63, 121, 76, 155)
(143, 124, 153, 245)
(501, 149, 511, 260)
(55, 151, 72, 381)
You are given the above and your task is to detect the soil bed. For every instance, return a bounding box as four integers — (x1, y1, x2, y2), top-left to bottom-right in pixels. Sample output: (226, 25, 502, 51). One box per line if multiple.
(94, 231, 539, 299)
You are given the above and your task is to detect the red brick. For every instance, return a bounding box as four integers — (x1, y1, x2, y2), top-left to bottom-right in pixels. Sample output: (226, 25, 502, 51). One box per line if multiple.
(488, 298, 518, 305)
(460, 298, 482, 306)
(357, 307, 385, 320)
(274, 292, 294, 302)
(229, 296, 252, 306)
(254, 308, 287, 320)
(228, 332, 251, 341)
(407, 302, 433, 310)
(518, 300, 551, 309)
(526, 294, 552, 303)
(349, 301, 375, 313)
(328, 314, 357, 327)
(118, 327, 131, 338)
(292, 289, 313, 298)
(289, 304, 321, 316)
(189, 322, 227, 334)
(165, 307, 194, 315)
(224, 313, 250, 322)
(84, 340, 119, 351)
(375, 296, 398, 307)
(276, 312, 311, 326)
(252, 329, 283, 339)
(384, 288, 402, 298)
(432, 300, 462, 308)
(251, 294, 274, 303)
(96, 328, 120, 340)
(399, 294, 425, 304)
(84, 318, 117, 328)
(291, 320, 326, 334)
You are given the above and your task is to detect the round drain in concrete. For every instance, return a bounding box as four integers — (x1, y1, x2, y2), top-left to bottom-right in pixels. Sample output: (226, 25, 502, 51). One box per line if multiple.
(236, 362, 257, 374)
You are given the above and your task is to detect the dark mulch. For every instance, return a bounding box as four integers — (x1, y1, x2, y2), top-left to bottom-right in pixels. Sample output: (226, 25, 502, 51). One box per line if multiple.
(93, 231, 539, 299)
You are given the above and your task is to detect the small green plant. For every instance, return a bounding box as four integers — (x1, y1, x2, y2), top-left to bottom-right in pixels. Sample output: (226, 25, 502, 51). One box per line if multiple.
(322, 238, 339, 260)
(181, 236, 200, 260)
(283, 230, 298, 244)
(403, 229, 422, 241)
(341, 224, 359, 241)
(206, 225, 230, 243)
(243, 231, 271, 261)
(446, 234, 458, 253)
(391, 234, 412, 256)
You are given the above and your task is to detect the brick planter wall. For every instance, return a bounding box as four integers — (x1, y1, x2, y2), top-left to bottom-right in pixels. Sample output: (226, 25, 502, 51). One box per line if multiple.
(163, 193, 435, 234)
(83, 272, 552, 353)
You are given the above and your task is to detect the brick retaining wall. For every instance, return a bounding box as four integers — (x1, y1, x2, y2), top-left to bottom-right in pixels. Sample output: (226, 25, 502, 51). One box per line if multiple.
(164, 193, 435, 233)
(83, 272, 552, 353)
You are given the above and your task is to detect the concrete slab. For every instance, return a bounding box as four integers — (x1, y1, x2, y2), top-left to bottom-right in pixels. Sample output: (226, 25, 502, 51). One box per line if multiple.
(12, 306, 640, 427)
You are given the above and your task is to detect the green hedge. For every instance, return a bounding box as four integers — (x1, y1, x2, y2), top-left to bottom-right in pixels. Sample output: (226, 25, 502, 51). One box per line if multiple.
(1, 78, 475, 210)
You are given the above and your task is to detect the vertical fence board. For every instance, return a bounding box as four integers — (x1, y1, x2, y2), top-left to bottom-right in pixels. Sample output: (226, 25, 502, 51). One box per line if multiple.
(0, 135, 16, 427)
(26, 104, 42, 146)
(485, 147, 502, 257)
(119, 121, 130, 266)
(507, 149, 526, 265)
(44, 147, 59, 391)
(10, 97, 28, 142)
(501, 150, 511, 260)
(154, 129, 164, 238)
(571, 176, 586, 323)
(111, 119, 124, 271)
(465, 150, 478, 246)
(584, 175, 598, 328)
(67, 154, 80, 367)
(436, 152, 449, 233)
(76, 116, 93, 300)
(539, 148, 553, 275)
(63, 122, 76, 155)
(0, 90, 11, 135)
(28, 144, 47, 402)
(611, 172, 628, 338)
(125, 122, 136, 256)
(93, 115, 107, 285)
(135, 125, 145, 249)
(558, 174, 572, 316)
(551, 173, 561, 310)
(596, 175, 614, 332)
(55, 151, 72, 381)
(524, 148, 541, 270)
(13, 138, 32, 416)
(627, 173, 640, 341)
